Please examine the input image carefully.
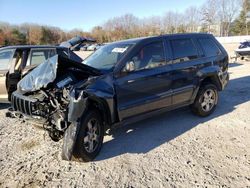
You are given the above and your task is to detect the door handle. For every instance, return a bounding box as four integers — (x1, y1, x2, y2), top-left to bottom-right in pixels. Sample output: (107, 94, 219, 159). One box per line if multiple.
(127, 80, 135, 83)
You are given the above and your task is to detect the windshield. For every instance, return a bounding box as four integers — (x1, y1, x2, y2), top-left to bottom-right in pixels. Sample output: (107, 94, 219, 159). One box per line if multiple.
(0, 49, 15, 70)
(82, 43, 133, 70)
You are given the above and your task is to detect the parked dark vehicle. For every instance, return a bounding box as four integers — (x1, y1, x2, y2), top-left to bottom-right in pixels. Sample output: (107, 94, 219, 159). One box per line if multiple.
(0, 45, 83, 102)
(60, 36, 96, 51)
(9, 33, 229, 162)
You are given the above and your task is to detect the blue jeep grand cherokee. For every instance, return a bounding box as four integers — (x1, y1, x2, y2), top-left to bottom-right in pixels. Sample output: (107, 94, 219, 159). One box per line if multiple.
(10, 33, 229, 162)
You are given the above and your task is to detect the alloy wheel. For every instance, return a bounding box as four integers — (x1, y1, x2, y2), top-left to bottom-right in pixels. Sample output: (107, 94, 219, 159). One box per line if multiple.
(201, 89, 217, 112)
(83, 118, 100, 153)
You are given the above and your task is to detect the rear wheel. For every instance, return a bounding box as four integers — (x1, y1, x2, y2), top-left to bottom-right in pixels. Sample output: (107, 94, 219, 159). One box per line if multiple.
(191, 84, 218, 117)
(73, 110, 104, 162)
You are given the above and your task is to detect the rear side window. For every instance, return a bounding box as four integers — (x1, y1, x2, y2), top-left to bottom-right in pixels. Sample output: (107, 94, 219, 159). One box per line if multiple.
(170, 39, 198, 63)
(198, 38, 221, 57)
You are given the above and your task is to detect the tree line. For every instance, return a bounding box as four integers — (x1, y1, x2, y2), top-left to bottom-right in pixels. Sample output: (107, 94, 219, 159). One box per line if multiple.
(0, 23, 92, 46)
(0, 0, 249, 46)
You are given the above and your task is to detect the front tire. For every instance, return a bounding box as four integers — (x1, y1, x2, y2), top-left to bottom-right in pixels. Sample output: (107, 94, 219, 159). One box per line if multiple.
(191, 84, 219, 117)
(73, 110, 104, 162)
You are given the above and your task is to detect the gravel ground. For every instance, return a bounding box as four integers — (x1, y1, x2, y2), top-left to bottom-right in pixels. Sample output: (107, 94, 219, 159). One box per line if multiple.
(0, 60, 250, 188)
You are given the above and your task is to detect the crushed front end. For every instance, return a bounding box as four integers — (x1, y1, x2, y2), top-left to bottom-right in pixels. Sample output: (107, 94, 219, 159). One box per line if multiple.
(11, 86, 71, 141)
(8, 55, 101, 142)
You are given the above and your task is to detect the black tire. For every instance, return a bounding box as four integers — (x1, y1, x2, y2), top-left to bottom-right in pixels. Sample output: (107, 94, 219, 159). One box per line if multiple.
(73, 110, 104, 162)
(191, 84, 219, 117)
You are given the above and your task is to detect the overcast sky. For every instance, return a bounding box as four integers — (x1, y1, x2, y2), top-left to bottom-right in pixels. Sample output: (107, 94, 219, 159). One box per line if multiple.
(0, 0, 206, 31)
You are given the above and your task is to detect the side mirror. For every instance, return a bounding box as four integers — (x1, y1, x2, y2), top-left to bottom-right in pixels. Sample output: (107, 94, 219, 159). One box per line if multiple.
(123, 61, 135, 72)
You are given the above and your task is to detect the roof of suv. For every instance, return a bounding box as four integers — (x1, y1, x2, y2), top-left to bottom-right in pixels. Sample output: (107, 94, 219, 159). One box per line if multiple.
(112, 33, 213, 45)
(161, 33, 213, 38)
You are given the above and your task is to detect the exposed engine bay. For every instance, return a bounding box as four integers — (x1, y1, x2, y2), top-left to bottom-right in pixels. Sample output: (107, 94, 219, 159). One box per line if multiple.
(10, 55, 101, 142)
(22, 74, 76, 141)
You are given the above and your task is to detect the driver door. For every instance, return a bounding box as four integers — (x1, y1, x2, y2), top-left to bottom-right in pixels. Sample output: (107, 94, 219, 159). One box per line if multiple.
(115, 40, 172, 121)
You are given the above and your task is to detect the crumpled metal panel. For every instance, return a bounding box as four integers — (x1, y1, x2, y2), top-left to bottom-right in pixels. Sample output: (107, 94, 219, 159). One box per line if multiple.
(17, 55, 58, 94)
(61, 89, 88, 161)
(61, 122, 80, 161)
(68, 89, 88, 123)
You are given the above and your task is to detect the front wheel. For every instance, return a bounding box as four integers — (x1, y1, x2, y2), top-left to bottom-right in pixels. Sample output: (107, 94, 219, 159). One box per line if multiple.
(73, 110, 104, 162)
(191, 84, 219, 117)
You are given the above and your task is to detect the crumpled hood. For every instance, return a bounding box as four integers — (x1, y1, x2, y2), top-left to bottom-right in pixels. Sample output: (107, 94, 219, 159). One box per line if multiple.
(17, 55, 58, 94)
(17, 55, 100, 94)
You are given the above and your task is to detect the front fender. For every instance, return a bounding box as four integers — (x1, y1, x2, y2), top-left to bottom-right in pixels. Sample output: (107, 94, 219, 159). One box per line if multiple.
(62, 89, 88, 161)
(62, 84, 114, 161)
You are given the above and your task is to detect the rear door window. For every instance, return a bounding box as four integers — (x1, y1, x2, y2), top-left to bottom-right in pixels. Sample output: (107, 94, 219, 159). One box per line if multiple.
(170, 39, 198, 63)
(29, 49, 56, 66)
(198, 38, 221, 57)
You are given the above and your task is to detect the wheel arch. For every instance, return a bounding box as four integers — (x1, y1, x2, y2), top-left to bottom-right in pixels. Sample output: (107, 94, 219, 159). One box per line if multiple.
(200, 75, 222, 91)
(87, 96, 113, 130)
(197, 66, 223, 91)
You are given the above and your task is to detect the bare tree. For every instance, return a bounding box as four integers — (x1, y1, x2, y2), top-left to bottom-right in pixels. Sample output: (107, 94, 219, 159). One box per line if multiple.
(29, 26, 42, 44)
(92, 26, 107, 43)
(201, 0, 218, 33)
(141, 16, 162, 36)
(217, 0, 241, 36)
(185, 6, 201, 32)
(162, 11, 179, 34)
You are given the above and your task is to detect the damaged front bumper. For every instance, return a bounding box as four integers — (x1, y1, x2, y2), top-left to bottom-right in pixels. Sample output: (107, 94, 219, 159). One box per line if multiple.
(11, 91, 41, 118)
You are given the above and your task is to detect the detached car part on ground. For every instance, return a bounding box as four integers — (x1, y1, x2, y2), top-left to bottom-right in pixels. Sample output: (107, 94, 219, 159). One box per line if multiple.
(9, 33, 229, 162)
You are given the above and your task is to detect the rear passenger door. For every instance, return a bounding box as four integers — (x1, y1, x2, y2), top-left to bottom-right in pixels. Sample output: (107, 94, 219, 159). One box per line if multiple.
(168, 37, 201, 105)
